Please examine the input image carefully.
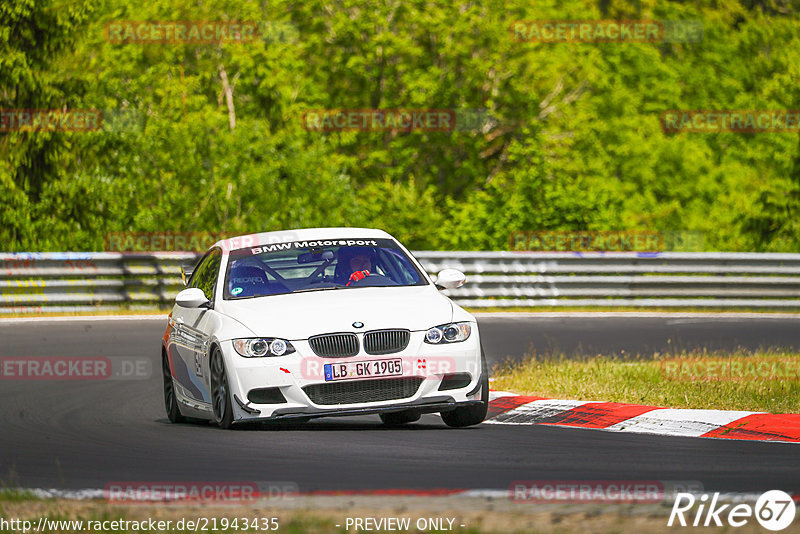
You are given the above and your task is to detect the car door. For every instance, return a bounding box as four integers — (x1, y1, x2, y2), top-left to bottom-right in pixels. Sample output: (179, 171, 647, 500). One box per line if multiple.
(168, 248, 222, 406)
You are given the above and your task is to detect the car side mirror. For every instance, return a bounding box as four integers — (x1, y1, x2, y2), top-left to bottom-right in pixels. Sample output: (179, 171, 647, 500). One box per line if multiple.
(435, 269, 466, 290)
(175, 287, 210, 308)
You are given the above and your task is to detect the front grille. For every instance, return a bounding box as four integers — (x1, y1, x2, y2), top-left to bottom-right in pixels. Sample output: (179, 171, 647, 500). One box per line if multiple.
(303, 377, 424, 406)
(364, 329, 410, 355)
(308, 333, 359, 357)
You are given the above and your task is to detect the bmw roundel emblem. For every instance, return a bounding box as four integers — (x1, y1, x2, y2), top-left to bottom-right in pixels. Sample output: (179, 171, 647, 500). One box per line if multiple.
(352, 321, 364, 328)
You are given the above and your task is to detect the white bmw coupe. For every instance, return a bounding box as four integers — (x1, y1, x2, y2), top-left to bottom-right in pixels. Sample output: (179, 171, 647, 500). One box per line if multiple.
(161, 227, 488, 429)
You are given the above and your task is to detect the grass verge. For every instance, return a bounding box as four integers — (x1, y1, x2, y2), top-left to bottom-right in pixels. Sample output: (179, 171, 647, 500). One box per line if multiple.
(492, 349, 800, 413)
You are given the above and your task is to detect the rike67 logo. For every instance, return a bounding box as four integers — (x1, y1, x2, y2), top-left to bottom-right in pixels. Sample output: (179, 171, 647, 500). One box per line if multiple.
(668, 490, 796, 531)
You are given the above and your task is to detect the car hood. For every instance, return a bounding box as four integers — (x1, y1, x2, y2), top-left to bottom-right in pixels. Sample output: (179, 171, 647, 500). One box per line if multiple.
(218, 285, 455, 339)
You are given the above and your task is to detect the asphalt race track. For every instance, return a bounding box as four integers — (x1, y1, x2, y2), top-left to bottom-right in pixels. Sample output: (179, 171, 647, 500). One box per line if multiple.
(1, 315, 798, 494)
(477, 314, 800, 363)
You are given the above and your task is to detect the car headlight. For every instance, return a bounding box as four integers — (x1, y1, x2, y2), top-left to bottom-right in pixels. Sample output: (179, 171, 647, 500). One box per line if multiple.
(424, 322, 472, 344)
(233, 338, 296, 357)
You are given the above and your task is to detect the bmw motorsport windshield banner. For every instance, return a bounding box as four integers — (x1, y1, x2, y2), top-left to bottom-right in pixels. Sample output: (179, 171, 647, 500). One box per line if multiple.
(235, 238, 386, 257)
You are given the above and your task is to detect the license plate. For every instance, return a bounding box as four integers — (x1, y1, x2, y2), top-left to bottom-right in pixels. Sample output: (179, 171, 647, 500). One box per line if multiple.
(324, 359, 403, 381)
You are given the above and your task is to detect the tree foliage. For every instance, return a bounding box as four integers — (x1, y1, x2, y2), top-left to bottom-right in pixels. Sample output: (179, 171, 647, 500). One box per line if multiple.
(1, 0, 799, 251)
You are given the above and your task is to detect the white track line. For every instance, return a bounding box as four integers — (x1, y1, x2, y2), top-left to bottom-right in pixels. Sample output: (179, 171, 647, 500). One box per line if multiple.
(488, 390, 520, 401)
(486, 399, 592, 425)
(606, 409, 762, 438)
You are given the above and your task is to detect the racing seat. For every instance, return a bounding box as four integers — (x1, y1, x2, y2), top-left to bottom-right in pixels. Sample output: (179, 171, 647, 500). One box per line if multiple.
(228, 266, 289, 297)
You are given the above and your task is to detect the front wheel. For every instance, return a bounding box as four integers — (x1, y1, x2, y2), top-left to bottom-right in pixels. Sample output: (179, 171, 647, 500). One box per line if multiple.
(441, 350, 489, 428)
(163, 353, 187, 423)
(210, 348, 234, 429)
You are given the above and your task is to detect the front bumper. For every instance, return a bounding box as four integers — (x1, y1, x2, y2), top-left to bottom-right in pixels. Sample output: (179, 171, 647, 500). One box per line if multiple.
(222, 329, 483, 423)
(234, 396, 485, 421)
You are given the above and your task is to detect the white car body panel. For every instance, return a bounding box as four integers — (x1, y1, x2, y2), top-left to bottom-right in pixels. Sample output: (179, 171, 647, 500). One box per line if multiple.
(217, 286, 455, 339)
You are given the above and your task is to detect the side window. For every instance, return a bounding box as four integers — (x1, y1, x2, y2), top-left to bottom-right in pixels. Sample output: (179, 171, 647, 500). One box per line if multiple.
(190, 249, 222, 301)
(188, 257, 208, 289)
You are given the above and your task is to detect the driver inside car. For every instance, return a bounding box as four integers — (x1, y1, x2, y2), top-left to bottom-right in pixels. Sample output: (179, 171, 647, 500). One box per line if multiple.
(335, 247, 377, 286)
(347, 252, 372, 285)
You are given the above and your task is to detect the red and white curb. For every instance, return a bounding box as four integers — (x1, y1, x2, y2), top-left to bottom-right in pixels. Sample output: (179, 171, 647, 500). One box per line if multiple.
(487, 391, 800, 444)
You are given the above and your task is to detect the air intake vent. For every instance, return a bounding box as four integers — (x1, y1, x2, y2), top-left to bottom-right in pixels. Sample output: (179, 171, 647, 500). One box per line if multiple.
(438, 373, 472, 391)
(364, 329, 410, 355)
(303, 377, 424, 406)
(308, 333, 359, 357)
(247, 387, 287, 404)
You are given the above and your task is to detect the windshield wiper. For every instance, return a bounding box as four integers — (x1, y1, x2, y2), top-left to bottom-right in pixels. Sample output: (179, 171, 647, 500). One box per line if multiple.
(293, 285, 346, 293)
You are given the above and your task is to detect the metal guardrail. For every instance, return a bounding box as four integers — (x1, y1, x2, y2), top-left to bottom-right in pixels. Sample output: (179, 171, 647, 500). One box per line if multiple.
(3, 251, 800, 313)
(422, 251, 800, 309)
(0, 253, 197, 314)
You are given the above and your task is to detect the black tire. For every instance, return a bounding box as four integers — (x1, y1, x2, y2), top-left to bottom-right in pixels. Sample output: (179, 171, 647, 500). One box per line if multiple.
(441, 349, 489, 428)
(379, 410, 421, 426)
(163, 353, 187, 423)
(210, 348, 234, 429)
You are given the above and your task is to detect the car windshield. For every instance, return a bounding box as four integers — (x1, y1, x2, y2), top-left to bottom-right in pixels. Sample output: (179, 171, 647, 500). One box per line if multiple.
(224, 237, 428, 299)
